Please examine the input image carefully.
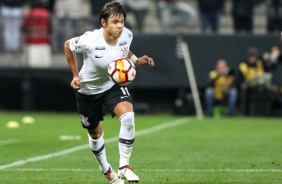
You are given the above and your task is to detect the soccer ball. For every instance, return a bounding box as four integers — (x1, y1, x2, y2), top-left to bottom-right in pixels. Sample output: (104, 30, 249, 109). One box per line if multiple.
(108, 58, 136, 85)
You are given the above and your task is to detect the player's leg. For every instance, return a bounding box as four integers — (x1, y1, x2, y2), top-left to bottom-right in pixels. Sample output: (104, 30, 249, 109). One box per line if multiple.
(114, 101, 139, 182)
(88, 122, 110, 173)
(104, 85, 139, 182)
(88, 122, 124, 184)
(76, 91, 123, 184)
(114, 101, 134, 168)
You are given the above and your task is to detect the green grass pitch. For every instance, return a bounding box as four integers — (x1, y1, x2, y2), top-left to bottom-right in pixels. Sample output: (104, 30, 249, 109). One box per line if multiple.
(0, 111, 282, 184)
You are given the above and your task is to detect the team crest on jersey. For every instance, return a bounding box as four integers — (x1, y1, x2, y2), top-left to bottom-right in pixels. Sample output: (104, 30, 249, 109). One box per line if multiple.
(119, 41, 127, 46)
(80, 114, 90, 127)
(121, 47, 129, 57)
(95, 46, 106, 50)
(128, 34, 132, 38)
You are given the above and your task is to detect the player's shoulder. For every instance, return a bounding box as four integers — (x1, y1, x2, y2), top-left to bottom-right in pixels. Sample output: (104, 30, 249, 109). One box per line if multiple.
(122, 27, 133, 40)
(81, 28, 103, 40)
(123, 27, 133, 35)
(75, 28, 103, 48)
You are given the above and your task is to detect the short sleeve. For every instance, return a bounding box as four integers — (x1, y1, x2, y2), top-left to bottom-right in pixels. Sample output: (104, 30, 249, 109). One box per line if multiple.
(69, 32, 91, 53)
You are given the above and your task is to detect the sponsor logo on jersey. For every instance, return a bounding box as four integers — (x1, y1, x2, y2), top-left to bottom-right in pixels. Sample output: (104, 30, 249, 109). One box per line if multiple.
(119, 41, 127, 46)
(95, 46, 106, 50)
(95, 55, 103, 58)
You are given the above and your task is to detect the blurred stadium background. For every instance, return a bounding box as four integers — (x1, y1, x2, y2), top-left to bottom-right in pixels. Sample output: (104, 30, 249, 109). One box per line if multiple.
(0, 0, 282, 115)
(1, 0, 282, 183)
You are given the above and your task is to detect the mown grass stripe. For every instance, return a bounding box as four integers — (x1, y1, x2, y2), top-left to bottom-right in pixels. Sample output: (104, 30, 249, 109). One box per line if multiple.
(2, 168, 282, 173)
(0, 140, 18, 146)
(0, 118, 189, 170)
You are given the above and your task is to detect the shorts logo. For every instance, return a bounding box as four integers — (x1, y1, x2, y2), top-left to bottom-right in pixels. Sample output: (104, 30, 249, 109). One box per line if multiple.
(80, 114, 90, 127)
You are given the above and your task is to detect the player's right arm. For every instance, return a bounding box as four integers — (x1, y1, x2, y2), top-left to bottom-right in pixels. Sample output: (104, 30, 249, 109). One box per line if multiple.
(64, 40, 80, 90)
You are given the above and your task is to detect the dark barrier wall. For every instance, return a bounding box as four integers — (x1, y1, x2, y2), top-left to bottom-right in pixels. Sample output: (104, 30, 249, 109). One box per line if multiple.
(0, 34, 281, 111)
(0, 69, 75, 110)
(131, 34, 282, 88)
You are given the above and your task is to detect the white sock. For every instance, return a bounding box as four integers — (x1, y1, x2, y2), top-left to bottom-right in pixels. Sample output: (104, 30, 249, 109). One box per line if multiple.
(119, 112, 135, 168)
(88, 133, 110, 173)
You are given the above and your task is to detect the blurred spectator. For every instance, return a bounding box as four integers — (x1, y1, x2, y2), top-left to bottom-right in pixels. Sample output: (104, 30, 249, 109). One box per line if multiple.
(262, 45, 281, 72)
(204, 59, 238, 116)
(123, 0, 149, 32)
(23, 0, 52, 67)
(263, 45, 282, 113)
(90, 0, 112, 29)
(266, 0, 282, 33)
(231, 0, 255, 33)
(0, 0, 25, 53)
(197, 0, 225, 34)
(237, 47, 269, 87)
(237, 47, 274, 115)
(54, 0, 89, 51)
(157, 0, 196, 31)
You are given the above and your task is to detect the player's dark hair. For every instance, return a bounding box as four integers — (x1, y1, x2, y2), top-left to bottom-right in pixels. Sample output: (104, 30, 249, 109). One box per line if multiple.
(99, 1, 126, 26)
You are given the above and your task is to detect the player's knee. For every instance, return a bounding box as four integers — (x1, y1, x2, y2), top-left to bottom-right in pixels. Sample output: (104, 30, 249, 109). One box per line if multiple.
(88, 129, 103, 140)
(89, 133, 103, 140)
(120, 112, 135, 130)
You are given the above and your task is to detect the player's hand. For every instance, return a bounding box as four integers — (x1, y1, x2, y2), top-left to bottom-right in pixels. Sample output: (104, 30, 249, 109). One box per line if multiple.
(70, 76, 80, 90)
(136, 55, 154, 67)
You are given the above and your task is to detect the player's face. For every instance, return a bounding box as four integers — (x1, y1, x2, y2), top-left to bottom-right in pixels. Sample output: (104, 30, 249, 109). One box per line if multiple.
(103, 14, 125, 39)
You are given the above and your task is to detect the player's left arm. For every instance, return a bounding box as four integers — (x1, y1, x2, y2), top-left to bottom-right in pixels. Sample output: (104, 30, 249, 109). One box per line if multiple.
(127, 51, 154, 67)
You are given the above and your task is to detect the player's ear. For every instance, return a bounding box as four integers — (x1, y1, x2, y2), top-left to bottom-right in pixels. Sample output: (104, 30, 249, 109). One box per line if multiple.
(101, 18, 107, 28)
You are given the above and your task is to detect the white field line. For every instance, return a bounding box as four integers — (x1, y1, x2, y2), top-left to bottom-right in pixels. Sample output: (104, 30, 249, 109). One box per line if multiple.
(0, 118, 189, 170)
(2, 168, 282, 173)
(141, 169, 282, 173)
(0, 140, 18, 146)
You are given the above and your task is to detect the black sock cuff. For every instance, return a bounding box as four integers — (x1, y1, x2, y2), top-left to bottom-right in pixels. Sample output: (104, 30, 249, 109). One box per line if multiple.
(92, 144, 105, 156)
(119, 138, 134, 145)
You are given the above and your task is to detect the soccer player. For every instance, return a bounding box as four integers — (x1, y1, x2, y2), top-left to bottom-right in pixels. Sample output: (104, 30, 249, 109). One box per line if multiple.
(64, 1, 154, 184)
